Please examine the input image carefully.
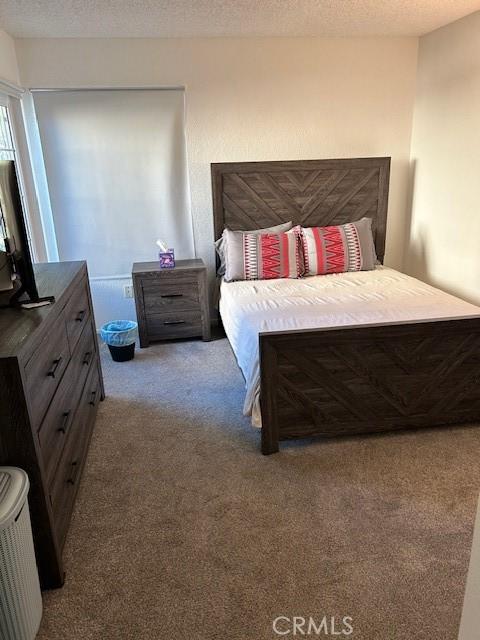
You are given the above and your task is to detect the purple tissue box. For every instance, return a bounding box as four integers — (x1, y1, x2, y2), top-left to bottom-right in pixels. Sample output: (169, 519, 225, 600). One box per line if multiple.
(159, 249, 175, 269)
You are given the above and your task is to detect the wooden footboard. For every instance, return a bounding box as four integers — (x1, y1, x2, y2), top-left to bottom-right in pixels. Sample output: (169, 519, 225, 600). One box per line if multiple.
(259, 317, 480, 454)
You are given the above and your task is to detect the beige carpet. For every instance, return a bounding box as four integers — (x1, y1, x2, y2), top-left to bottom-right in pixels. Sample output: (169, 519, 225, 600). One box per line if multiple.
(37, 337, 480, 640)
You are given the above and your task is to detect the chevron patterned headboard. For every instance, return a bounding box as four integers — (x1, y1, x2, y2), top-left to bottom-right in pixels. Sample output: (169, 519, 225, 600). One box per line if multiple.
(211, 157, 390, 263)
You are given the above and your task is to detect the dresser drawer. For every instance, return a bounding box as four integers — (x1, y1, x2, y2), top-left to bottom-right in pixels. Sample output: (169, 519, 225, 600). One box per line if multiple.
(38, 323, 95, 486)
(64, 278, 91, 351)
(142, 281, 199, 313)
(146, 311, 203, 340)
(50, 364, 100, 548)
(24, 311, 71, 429)
(68, 320, 97, 384)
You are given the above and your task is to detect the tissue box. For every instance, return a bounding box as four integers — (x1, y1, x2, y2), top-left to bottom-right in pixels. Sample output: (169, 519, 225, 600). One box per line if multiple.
(159, 249, 175, 269)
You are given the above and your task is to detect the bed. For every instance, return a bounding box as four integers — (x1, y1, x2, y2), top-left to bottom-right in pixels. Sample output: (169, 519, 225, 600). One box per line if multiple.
(211, 157, 480, 454)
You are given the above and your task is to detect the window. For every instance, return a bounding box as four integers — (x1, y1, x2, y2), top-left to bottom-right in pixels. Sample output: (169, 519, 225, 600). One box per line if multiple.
(0, 105, 15, 161)
(0, 105, 14, 260)
(32, 89, 193, 277)
(32, 88, 193, 325)
(0, 99, 35, 257)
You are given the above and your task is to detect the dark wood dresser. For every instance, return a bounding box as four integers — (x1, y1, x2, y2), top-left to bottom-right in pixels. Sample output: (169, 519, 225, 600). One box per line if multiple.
(0, 261, 104, 589)
(132, 259, 211, 347)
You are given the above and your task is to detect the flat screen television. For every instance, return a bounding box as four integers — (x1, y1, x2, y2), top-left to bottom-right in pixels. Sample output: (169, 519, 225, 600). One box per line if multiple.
(0, 159, 54, 307)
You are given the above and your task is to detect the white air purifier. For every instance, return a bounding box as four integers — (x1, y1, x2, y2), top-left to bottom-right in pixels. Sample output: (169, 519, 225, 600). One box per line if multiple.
(0, 468, 42, 640)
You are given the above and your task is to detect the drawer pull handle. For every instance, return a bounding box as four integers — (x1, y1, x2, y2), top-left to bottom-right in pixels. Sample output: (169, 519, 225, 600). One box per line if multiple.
(47, 357, 63, 378)
(75, 309, 86, 322)
(163, 320, 185, 325)
(161, 294, 183, 298)
(89, 390, 97, 406)
(82, 351, 92, 366)
(57, 411, 70, 434)
(66, 460, 79, 486)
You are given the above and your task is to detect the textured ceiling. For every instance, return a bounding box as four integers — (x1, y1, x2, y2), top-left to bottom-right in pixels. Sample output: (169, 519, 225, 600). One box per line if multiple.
(0, 0, 479, 38)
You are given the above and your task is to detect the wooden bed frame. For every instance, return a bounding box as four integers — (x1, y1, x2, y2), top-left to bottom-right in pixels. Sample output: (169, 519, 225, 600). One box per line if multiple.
(211, 157, 480, 454)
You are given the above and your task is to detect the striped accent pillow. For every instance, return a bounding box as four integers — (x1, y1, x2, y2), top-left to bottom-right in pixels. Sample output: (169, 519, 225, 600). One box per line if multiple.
(224, 226, 303, 282)
(215, 221, 293, 276)
(300, 218, 377, 276)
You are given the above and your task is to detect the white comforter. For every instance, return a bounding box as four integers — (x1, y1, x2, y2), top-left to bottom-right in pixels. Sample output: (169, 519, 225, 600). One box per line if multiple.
(219, 267, 480, 427)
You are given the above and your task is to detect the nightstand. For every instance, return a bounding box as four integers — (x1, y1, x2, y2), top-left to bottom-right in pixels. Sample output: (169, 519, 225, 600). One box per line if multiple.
(132, 259, 211, 347)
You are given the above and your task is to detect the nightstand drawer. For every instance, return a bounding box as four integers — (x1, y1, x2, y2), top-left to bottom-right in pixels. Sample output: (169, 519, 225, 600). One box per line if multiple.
(143, 281, 200, 313)
(146, 311, 203, 340)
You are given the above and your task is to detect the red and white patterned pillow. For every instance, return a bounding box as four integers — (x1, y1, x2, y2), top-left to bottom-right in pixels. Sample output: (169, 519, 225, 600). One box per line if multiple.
(301, 218, 377, 276)
(224, 226, 303, 282)
(215, 221, 293, 276)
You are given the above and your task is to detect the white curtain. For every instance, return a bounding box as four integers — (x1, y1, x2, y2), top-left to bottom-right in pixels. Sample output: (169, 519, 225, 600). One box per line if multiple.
(32, 89, 193, 277)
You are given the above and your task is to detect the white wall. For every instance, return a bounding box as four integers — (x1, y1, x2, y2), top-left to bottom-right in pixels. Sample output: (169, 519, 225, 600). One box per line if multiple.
(15, 36, 419, 289)
(407, 12, 480, 304)
(0, 28, 19, 85)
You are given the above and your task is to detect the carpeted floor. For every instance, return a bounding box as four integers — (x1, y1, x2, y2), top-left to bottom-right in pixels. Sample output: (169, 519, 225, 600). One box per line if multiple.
(37, 337, 480, 640)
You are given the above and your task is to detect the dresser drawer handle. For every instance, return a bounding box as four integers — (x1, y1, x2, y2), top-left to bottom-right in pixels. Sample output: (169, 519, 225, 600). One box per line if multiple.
(47, 357, 63, 378)
(75, 309, 86, 322)
(163, 320, 186, 325)
(89, 390, 97, 406)
(161, 294, 183, 298)
(67, 460, 79, 485)
(82, 351, 92, 366)
(57, 411, 70, 434)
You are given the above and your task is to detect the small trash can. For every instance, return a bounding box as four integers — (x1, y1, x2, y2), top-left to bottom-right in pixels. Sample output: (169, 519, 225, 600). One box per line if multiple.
(100, 320, 138, 362)
(0, 467, 42, 640)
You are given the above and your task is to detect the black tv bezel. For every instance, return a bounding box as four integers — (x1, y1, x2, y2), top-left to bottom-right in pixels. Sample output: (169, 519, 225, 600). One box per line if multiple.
(0, 160, 54, 307)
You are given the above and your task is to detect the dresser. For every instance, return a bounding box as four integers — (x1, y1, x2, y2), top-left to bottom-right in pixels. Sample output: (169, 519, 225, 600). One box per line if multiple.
(132, 259, 211, 347)
(0, 261, 104, 589)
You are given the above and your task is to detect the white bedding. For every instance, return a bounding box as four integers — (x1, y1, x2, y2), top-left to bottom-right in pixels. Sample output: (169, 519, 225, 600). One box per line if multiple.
(219, 267, 480, 427)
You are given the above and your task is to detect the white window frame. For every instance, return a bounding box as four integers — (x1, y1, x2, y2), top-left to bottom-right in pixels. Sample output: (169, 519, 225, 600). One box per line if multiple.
(0, 99, 15, 159)
(0, 83, 191, 268)
(0, 79, 52, 263)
